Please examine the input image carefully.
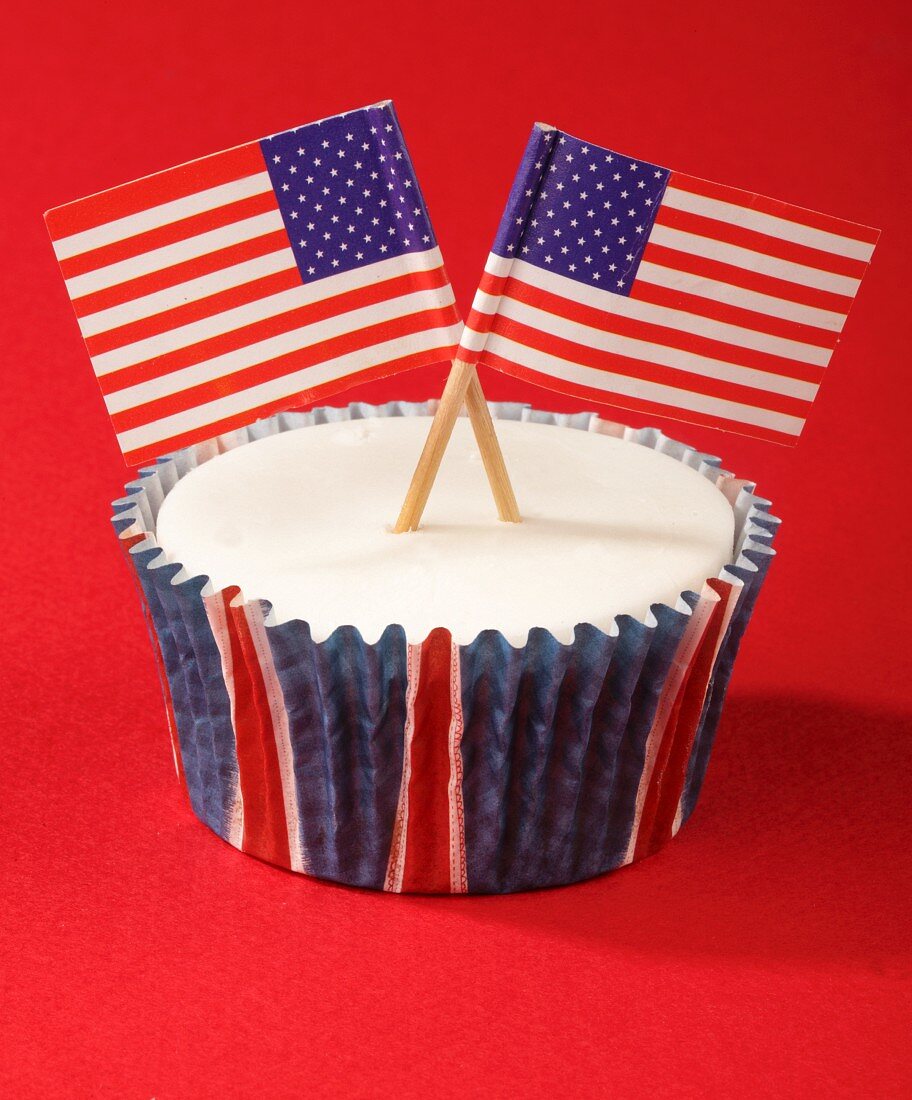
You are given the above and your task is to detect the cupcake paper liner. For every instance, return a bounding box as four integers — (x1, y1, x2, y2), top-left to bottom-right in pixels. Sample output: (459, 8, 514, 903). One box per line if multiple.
(112, 401, 778, 894)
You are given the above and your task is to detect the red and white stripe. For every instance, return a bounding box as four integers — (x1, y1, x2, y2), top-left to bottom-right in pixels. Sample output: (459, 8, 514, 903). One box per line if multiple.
(47, 142, 461, 465)
(624, 576, 741, 864)
(463, 174, 877, 444)
(384, 628, 468, 894)
(204, 589, 304, 871)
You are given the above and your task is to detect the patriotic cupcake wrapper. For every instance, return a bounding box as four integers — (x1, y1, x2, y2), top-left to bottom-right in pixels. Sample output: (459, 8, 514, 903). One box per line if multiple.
(112, 401, 778, 894)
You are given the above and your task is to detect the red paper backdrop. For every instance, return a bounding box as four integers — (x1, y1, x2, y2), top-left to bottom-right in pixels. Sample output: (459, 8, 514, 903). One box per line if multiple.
(2, 2, 910, 1095)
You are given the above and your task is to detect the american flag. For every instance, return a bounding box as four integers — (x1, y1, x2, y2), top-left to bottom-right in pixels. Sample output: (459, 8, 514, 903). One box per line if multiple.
(461, 124, 878, 444)
(46, 101, 461, 465)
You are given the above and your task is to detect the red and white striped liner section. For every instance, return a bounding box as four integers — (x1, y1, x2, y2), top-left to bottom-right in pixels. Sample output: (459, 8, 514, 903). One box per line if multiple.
(384, 628, 468, 894)
(47, 141, 461, 465)
(462, 173, 878, 444)
(204, 589, 306, 873)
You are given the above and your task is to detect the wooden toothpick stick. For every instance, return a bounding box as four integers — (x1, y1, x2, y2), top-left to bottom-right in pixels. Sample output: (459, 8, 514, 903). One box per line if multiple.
(393, 360, 520, 532)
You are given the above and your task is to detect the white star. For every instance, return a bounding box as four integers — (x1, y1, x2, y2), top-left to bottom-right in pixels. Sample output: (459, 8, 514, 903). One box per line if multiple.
(316, 249, 323, 258)
(561, 245, 569, 254)
(297, 146, 305, 156)
(568, 263, 576, 271)
(628, 208, 636, 216)
(346, 132, 354, 141)
(635, 225, 644, 234)
(618, 236, 626, 244)
(331, 214, 339, 223)
(637, 180, 645, 189)
(613, 173, 621, 181)
(626, 252, 634, 261)
(337, 149, 345, 158)
(332, 258, 340, 267)
(584, 255, 592, 264)
(289, 165, 297, 174)
(356, 251, 363, 260)
(307, 266, 315, 275)
(617, 279, 625, 288)
(306, 175, 314, 184)
(314, 157, 321, 166)
(537, 236, 545, 245)
(348, 224, 355, 233)
(322, 139, 330, 149)
(620, 190, 628, 199)
(578, 237, 585, 245)
(364, 234, 372, 242)
(290, 211, 298, 219)
(340, 242, 347, 251)
(581, 145, 589, 154)
(592, 272, 600, 280)
(272, 155, 281, 164)
(307, 222, 315, 231)
(545, 255, 553, 263)
(606, 154, 614, 163)
(546, 209, 555, 218)
(645, 198, 653, 206)
(423, 234, 430, 243)
(630, 162, 638, 171)
(654, 169, 662, 178)
(281, 183, 289, 192)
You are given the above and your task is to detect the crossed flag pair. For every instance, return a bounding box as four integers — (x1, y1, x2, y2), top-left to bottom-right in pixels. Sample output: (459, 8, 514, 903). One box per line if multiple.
(46, 100, 878, 530)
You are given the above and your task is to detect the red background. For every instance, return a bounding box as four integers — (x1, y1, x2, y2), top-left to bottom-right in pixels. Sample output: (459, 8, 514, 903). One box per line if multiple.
(2, 2, 910, 1095)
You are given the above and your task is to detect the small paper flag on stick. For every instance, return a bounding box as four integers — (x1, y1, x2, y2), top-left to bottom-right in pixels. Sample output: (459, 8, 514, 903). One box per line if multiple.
(461, 123, 879, 445)
(46, 101, 465, 466)
(394, 123, 879, 530)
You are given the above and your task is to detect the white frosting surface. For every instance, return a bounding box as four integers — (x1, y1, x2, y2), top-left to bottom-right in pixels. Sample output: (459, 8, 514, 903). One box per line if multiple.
(155, 416, 735, 644)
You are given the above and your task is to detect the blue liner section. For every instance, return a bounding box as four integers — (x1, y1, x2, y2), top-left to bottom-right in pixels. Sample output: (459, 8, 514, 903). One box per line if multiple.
(113, 512, 238, 838)
(111, 401, 778, 893)
(265, 619, 407, 889)
(459, 604, 694, 892)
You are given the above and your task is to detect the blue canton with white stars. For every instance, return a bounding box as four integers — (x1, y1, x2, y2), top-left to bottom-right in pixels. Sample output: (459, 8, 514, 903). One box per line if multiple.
(494, 127, 670, 296)
(260, 103, 437, 286)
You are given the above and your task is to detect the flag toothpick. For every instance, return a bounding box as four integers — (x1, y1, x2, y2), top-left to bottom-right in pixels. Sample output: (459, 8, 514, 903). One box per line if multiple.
(393, 360, 520, 532)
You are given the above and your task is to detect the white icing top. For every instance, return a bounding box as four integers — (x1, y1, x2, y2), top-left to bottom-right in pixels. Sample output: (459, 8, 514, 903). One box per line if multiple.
(155, 416, 735, 645)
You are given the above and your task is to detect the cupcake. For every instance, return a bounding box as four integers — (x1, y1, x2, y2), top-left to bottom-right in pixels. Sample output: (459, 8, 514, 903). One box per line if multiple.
(112, 400, 778, 893)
